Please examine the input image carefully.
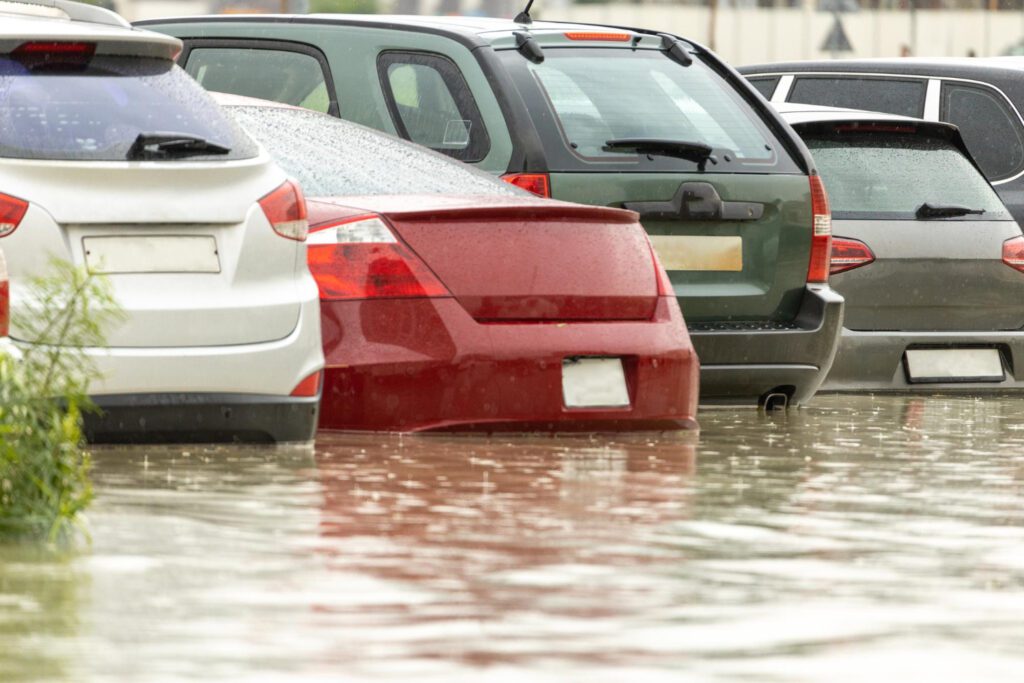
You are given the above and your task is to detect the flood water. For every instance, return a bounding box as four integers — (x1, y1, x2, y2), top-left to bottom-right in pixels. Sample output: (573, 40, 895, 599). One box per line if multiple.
(4, 394, 1024, 681)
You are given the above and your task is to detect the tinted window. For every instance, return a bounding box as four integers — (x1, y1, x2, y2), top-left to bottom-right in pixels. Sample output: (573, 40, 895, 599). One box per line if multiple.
(227, 106, 521, 198)
(186, 47, 332, 113)
(514, 48, 783, 171)
(790, 77, 926, 118)
(0, 56, 256, 161)
(941, 82, 1024, 181)
(377, 52, 490, 163)
(748, 76, 779, 100)
(803, 130, 1009, 219)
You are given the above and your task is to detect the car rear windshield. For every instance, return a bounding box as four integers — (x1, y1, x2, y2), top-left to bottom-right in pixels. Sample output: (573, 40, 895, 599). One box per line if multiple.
(802, 129, 1010, 220)
(500, 47, 800, 174)
(0, 55, 256, 161)
(226, 105, 525, 197)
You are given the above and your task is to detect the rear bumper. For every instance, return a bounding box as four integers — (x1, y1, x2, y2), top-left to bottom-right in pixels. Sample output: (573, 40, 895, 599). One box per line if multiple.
(83, 392, 320, 444)
(690, 284, 844, 406)
(823, 328, 1024, 392)
(318, 296, 699, 432)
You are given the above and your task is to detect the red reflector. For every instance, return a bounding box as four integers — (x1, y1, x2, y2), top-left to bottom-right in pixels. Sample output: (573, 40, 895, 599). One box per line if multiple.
(830, 237, 875, 275)
(290, 370, 322, 397)
(307, 214, 449, 301)
(259, 180, 308, 241)
(501, 173, 550, 198)
(12, 41, 95, 68)
(0, 250, 8, 338)
(807, 175, 832, 284)
(0, 193, 28, 238)
(1003, 235, 1024, 273)
(564, 32, 632, 42)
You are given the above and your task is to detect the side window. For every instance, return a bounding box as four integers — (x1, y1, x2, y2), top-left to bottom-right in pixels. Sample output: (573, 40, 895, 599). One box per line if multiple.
(941, 82, 1024, 181)
(377, 51, 490, 163)
(185, 45, 335, 114)
(747, 76, 780, 100)
(789, 76, 926, 117)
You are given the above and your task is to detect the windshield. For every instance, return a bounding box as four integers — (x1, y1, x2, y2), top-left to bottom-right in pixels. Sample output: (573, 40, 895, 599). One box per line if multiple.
(504, 47, 791, 172)
(227, 105, 524, 197)
(803, 131, 1011, 220)
(0, 55, 256, 161)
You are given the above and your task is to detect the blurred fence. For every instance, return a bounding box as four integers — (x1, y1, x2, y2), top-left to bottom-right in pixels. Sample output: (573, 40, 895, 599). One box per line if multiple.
(126, 0, 1024, 65)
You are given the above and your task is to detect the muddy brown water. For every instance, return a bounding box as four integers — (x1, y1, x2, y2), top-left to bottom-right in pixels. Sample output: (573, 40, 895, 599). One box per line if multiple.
(4, 394, 1024, 681)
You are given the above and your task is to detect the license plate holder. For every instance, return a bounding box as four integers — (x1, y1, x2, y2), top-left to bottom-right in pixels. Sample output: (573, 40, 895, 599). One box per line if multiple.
(904, 348, 1005, 384)
(562, 357, 630, 408)
(83, 235, 221, 274)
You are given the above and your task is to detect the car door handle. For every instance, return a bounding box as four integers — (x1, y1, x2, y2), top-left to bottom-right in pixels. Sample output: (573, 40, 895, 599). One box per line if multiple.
(624, 181, 764, 222)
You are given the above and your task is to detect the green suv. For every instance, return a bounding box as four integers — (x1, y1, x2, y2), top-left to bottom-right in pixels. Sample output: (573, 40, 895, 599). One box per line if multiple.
(138, 15, 844, 407)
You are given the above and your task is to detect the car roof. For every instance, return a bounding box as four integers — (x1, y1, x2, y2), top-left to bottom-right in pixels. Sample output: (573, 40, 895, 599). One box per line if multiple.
(0, 0, 181, 59)
(740, 56, 1024, 79)
(773, 101, 922, 125)
(210, 91, 303, 110)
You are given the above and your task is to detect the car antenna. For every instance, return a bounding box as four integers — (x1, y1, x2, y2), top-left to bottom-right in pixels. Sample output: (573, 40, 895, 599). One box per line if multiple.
(514, 0, 534, 25)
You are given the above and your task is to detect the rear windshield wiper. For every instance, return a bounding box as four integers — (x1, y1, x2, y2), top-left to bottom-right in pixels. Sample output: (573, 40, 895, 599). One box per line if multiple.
(604, 138, 717, 170)
(127, 132, 231, 160)
(916, 203, 986, 219)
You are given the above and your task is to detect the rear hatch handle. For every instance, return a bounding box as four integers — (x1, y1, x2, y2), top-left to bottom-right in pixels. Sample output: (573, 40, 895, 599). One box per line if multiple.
(624, 181, 764, 222)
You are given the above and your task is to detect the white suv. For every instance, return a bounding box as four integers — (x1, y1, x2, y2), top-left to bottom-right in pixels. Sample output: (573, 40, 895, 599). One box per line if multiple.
(0, 0, 324, 443)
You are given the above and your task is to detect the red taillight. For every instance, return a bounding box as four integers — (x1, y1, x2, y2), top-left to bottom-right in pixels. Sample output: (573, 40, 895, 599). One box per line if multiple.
(564, 32, 632, 42)
(501, 173, 550, 198)
(830, 237, 875, 275)
(306, 214, 449, 301)
(0, 250, 8, 337)
(807, 175, 832, 284)
(259, 180, 308, 241)
(12, 41, 96, 68)
(1003, 235, 1024, 273)
(0, 193, 28, 238)
(290, 370, 322, 397)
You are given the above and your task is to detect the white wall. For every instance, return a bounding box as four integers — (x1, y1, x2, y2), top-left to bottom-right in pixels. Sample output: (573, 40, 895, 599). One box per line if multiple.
(125, 1, 1024, 65)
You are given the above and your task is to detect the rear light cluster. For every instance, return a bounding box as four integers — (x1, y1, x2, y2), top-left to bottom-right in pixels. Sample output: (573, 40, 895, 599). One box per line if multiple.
(830, 237, 875, 275)
(12, 41, 96, 69)
(806, 174, 832, 284)
(306, 214, 448, 301)
(259, 180, 308, 241)
(0, 192, 28, 238)
(290, 370, 322, 397)
(501, 173, 550, 198)
(0, 250, 8, 337)
(1003, 236, 1024, 273)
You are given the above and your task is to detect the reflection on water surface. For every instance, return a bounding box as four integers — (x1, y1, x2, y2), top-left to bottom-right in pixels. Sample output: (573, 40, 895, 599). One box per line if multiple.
(4, 395, 1024, 681)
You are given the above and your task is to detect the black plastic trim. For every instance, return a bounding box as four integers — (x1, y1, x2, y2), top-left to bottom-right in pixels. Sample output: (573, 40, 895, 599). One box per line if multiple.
(83, 392, 320, 444)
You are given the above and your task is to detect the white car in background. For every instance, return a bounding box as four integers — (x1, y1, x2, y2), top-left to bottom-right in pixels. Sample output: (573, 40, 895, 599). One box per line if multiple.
(0, 0, 323, 443)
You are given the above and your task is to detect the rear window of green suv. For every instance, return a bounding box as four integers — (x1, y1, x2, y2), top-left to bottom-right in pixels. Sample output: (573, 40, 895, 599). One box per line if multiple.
(802, 129, 1010, 220)
(500, 47, 799, 174)
(0, 56, 256, 161)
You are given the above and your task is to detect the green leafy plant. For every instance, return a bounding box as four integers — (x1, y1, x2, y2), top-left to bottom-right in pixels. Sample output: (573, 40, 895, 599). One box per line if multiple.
(307, 0, 378, 14)
(0, 261, 123, 543)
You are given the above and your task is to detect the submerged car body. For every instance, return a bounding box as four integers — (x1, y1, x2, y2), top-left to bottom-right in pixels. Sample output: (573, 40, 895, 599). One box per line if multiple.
(0, 1, 323, 443)
(218, 95, 699, 431)
(140, 15, 843, 409)
(778, 103, 1024, 391)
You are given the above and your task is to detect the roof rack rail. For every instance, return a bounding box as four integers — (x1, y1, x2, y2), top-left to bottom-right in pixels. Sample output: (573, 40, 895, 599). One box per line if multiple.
(0, 0, 130, 28)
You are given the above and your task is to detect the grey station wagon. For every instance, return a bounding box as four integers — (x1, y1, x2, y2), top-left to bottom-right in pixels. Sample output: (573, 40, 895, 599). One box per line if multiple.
(137, 15, 845, 408)
(778, 103, 1024, 391)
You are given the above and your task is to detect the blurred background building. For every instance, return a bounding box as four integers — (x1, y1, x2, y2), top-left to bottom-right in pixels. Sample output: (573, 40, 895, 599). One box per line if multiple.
(105, 0, 1024, 65)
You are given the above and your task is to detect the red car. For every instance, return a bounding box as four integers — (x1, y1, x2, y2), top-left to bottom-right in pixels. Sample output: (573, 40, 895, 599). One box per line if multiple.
(216, 95, 699, 432)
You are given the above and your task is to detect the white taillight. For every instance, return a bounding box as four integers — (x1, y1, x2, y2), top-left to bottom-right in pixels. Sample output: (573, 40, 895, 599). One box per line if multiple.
(258, 180, 308, 242)
(308, 216, 396, 245)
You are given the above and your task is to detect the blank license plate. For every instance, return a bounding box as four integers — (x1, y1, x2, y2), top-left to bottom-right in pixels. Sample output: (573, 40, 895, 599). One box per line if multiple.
(648, 235, 742, 272)
(905, 348, 1005, 383)
(562, 357, 630, 408)
(83, 236, 220, 274)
